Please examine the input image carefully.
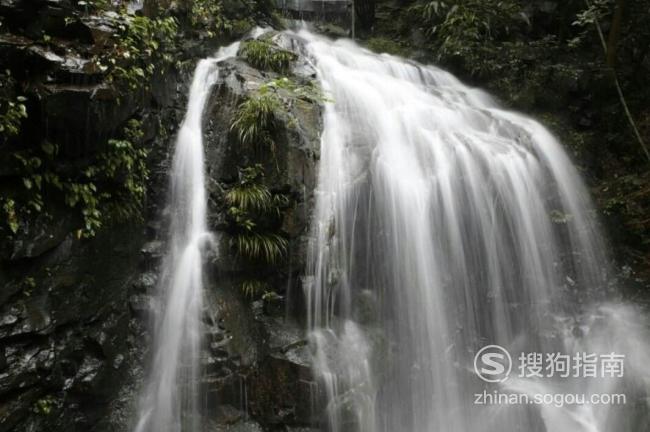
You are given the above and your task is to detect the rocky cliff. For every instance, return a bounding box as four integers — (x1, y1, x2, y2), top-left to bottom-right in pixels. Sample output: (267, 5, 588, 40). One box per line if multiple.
(0, 2, 322, 431)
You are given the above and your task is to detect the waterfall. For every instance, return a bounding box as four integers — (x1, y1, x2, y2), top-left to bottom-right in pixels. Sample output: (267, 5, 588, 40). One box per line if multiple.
(133, 42, 239, 432)
(296, 29, 650, 432)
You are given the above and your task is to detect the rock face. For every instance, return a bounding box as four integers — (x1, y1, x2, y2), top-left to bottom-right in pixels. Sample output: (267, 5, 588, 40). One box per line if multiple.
(1, 4, 322, 429)
(0, 2, 181, 431)
(196, 34, 323, 429)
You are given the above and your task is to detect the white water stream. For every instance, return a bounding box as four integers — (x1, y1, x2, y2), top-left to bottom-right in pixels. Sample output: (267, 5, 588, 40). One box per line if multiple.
(132, 26, 650, 432)
(133, 42, 239, 432)
(295, 30, 650, 432)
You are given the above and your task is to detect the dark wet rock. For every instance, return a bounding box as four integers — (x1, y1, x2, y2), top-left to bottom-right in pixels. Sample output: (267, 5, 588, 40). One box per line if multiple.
(194, 35, 322, 429)
(0, 11, 321, 432)
(0, 224, 147, 432)
(131, 272, 157, 292)
(213, 418, 264, 432)
(0, 296, 52, 339)
(140, 240, 164, 261)
(112, 353, 124, 370)
(7, 209, 75, 260)
(215, 404, 245, 425)
(41, 82, 139, 156)
(128, 294, 154, 317)
(80, 13, 120, 48)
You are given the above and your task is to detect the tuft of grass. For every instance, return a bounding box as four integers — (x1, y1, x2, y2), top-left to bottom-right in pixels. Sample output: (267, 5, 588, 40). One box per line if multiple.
(226, 182, 273, 213)
(235, 231, 288, 263)
(239, 39, 297, 74)
(231, 93, 281, 154)
(241, 279, 268, 298)
(226, 165, 289, 266)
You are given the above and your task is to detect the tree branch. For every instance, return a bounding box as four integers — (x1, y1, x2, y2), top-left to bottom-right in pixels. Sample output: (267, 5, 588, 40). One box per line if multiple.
(585, 0, 650, 162)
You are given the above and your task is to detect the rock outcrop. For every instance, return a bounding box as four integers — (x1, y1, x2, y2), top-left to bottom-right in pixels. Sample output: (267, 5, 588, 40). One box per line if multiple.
(1, 2, 322, 428)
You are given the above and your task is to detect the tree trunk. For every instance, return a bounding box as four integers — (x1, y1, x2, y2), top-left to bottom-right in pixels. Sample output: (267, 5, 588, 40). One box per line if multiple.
(606, 0, 625, 67)
(355, 0, 375, 33)
(585, 0, 650, 161)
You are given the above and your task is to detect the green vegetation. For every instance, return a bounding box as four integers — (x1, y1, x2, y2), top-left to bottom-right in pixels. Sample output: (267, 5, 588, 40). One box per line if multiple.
(3, 119, 148, 238)
(229, 47, 322, 298)
(369, 0, 650, 269)
(0, 70, 27, 141)
(231, 93, 281, 155)
(1, 2, 177, 240)
(260, 77, 330, 104)
(101, 15, 178, 91)
(189, 0, 256, 37)
(33, 395, 56, 416)
(412, 0, 524, 61)
(231, 76, 326, 159)
(365, 37, 411, 56)
(241, 278, 270, 298)
(225, 165, 289, 297)
(234, 231, 288, 263)
(1, 0, 276, 244)
(239, 39, 297, 73)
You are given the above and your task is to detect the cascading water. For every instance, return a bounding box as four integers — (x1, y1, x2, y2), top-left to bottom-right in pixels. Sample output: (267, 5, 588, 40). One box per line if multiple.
(130, 25, 649, 432)
(133, 42, 239, 432)
(293, 29, 650, 432)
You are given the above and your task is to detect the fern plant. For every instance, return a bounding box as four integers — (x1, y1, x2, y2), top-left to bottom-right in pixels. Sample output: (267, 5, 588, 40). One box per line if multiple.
(231, 93, 281, 156)
(241, 279, 269, 298)
(224, 165, 290, 297)
(235, 231, 288, 264)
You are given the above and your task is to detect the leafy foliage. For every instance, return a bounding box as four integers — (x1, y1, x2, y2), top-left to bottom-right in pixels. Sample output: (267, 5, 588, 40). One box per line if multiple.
(239, 39, 297, 73)
(235, 231, 288, 263)
(32, 395, 56, 416)
(231, 76, 326, 159)
(190, 0, 239, 37)
(411, 0, 528, 73)
(226, 169, 274, 213)
(2, 199, 19, 234)
(241, 278, 269, 297)
(101, 16, 178, 91)
(225, 165, 289, 296)
(231, 93, 281, 154)
(375, 0, 650, 266)
(4, 119, 148, 238)
(0, 70, 27, 141)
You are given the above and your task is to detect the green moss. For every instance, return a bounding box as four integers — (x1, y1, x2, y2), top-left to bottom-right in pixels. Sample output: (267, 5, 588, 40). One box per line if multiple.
(260, 77, 330, 104)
